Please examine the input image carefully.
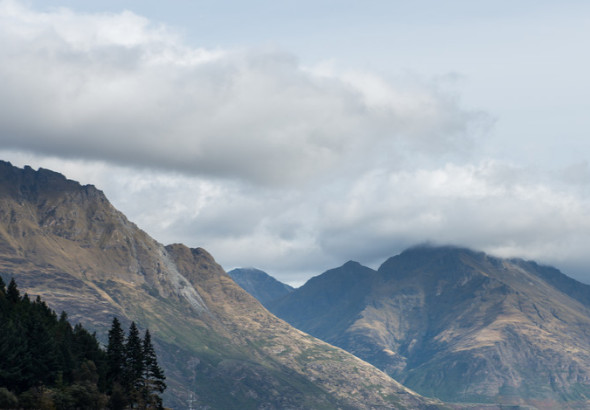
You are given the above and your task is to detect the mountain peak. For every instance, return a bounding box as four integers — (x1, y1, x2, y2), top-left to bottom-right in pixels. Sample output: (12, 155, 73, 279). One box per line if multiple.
(342, 260, 362, 268)
(227, 267, 294, 307)
(0, 160, 103, 201)
(378, 244, 491, 280)
(399, 243, 483, 258)
(229, 267, 269, 278)
(165, 244, 225, 284)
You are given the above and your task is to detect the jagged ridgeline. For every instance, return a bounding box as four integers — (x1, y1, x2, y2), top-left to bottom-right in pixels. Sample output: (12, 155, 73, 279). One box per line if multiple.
(0, 277, 165, 409)
(267, 247, 590, 407)
(0, 161, 441, 409)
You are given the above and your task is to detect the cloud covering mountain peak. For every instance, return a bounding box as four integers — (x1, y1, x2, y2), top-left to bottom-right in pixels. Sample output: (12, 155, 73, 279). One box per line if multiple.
(2, 0, 590, 285)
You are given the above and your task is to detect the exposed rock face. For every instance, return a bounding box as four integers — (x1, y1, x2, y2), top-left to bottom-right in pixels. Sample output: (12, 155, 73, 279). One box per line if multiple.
(0, 161, 441, 409)
(227, 267, 293, 307)
(269, 246, 590, 407)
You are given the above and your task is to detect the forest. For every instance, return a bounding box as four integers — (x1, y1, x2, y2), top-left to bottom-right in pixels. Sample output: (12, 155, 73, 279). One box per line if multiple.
(0, 276, 166, 409)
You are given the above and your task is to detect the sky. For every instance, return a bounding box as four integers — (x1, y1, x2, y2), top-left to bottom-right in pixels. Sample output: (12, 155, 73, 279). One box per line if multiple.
(1, 0, 590, 286)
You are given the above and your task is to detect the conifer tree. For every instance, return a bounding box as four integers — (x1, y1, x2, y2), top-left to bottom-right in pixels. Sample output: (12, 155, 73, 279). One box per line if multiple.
(26, 312, 59, 386)
(54, 311, 75, 383)
(0, 275, 7, 316)
(125, 321, 144, 406)
(107, 317, 126, 389)
(142, 329, 166, 409)
(6, 278, 20, 304)
(73, 324, 105, 368)
(0, 320, 33, 391)
(0, 280, 166, 408)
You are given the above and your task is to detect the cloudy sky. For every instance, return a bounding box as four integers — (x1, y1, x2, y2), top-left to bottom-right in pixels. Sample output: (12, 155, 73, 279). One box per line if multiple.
(1, 0, 589, 286)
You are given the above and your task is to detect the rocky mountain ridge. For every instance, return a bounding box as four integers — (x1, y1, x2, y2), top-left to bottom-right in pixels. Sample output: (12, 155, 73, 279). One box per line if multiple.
(0, 161, 441, 409)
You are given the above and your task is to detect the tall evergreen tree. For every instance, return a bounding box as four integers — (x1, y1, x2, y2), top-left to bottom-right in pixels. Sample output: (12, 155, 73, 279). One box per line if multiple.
(73, 324, 105, 367)
(106, 317, 126, 389)
(6, 278, 20, 304)
(124, 321, 144, 406)
(142, 329, 166, 409)
(25, 312, 59, 386)
(0, 320, 33, 391)
(54, 311, 75, 383)
(0, 275, 8, 316)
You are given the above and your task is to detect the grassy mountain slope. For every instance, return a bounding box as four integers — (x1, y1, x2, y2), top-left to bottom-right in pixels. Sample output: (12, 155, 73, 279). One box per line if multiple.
(0, 161, 441, 409)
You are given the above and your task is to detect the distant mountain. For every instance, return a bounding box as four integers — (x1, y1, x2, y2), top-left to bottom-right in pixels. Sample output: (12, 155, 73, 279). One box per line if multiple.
(0, 161, 441, 409)
(268, 261, 377, 341)
(269, 245, 590, 406)
(227, 267, 293, 307)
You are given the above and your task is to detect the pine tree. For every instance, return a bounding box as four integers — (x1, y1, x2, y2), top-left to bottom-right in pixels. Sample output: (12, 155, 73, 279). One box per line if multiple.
(0, 280, 33, 392)
(142, 329, 166, 409)
(54, 311, 75, 383)
(6, 278, 20, 304)
(106, 317, 126, 390)
(73, 324, 105, 367)
(0, 275, 8, 316)
(26, 311, 59, 386)
(124, 321, 144, 407)
(0, 320, 33, 392)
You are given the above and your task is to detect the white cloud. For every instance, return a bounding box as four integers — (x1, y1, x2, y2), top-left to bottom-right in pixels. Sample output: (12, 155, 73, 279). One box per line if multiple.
(2, 2, 590, 286)
(5, 150, 590, 286)
(314, 161, 590, 278)
(0, 0, 484, 187)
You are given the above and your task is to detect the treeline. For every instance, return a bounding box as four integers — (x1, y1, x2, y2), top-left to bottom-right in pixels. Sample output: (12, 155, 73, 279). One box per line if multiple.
(0, 277, 166, 409)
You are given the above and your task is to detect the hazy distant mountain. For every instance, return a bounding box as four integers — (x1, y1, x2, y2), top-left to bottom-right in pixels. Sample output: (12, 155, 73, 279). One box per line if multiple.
(227, 267, 293, 307)
(269, 246, 590, 406)
(268, 261, 377, 341)
(0, 161, 441, 409)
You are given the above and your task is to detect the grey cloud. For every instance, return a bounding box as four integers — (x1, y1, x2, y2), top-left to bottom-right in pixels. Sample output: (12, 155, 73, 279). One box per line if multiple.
(128, 159, 590, 284)
(313, 162, 590, 281)
(6, 151, 590, 285)
(0, 3, 483, 186)
(4, 3, 590, 286)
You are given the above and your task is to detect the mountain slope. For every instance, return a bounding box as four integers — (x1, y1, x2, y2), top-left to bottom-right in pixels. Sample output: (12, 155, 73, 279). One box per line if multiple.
(227, 267, 293, 307)
(269, 245, 590, 406)
(269, 261, 378, 343)
(0, 161, 441, 409)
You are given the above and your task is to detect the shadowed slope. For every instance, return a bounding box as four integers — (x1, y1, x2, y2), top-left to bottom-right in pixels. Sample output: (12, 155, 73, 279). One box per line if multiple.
(228, 267, 293, 307)
(269, 245, 590, 406)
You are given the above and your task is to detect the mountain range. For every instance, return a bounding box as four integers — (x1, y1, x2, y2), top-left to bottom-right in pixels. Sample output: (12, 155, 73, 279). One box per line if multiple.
(0, 161, 441, 409)
(262, 246, 590, 407)
(5, 159, 590, 409)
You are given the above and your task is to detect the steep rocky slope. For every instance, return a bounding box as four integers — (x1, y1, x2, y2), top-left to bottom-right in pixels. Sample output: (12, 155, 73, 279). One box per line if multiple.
(269, 246, 590, 407)
(227, 267, 293, 307)
(0, 161, 441, 409)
